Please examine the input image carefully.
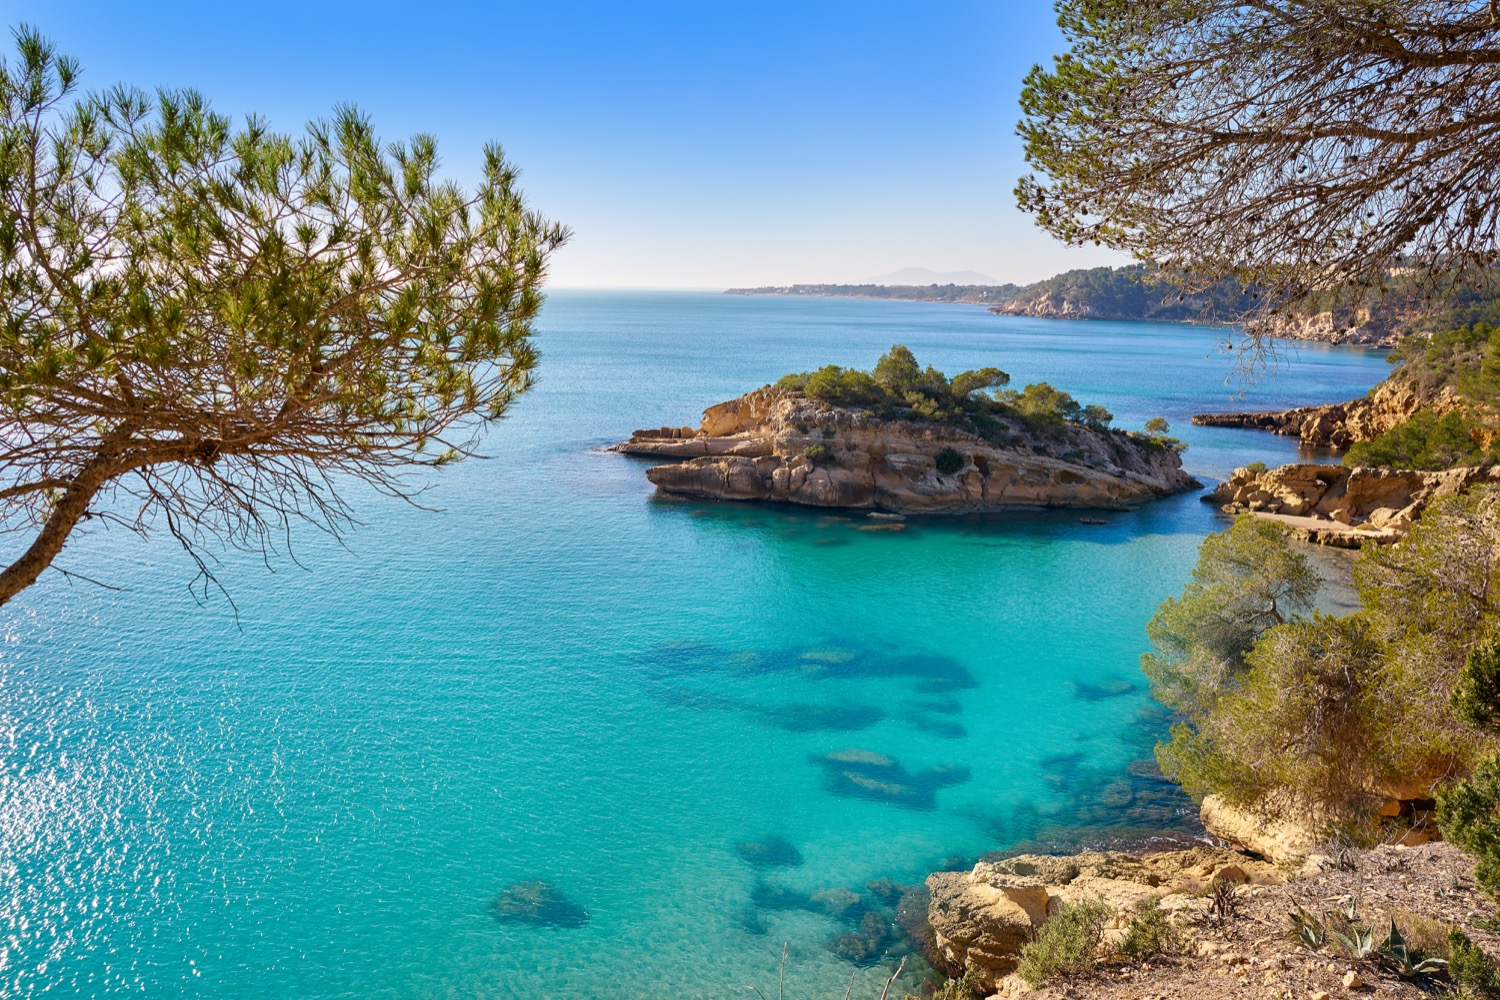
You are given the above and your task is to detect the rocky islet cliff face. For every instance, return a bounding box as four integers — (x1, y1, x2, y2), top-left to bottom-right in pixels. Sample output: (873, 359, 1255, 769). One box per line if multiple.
(613, 386, 1199, 513)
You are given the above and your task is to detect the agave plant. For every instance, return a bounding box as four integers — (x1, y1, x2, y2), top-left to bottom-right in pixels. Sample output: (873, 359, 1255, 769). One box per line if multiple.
(1330, 922, 1376, 962)
(1378, 919, 1450, 979)
(1288, 908, 1327, 951)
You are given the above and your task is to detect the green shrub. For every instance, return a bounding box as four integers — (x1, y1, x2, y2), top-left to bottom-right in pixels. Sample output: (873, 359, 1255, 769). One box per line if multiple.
(1455, 640, 1500, 732)
(1003, 381, 1083, 426)
(1449, 929, 1500, 997)
(935, 447, 965, 475)
(777, 347, 1121, 448)
(916, 970, 982, 1000)
(1243, 460, 1268, 475)
(802, 443, 831, 464)
(1016, 898, 1110, 987)
(1142, 516, 1319, 722)
(1154, 487, 1500, 815)
(1343, 408, 1486, 470)
(802, 365, 888, 408)
(1121, 897, 1185, 962)
(1439, 756, 1500, 902)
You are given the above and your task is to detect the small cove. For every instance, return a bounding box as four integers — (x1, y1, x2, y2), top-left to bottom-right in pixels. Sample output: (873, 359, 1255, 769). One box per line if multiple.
(0, 291, 1390, 998)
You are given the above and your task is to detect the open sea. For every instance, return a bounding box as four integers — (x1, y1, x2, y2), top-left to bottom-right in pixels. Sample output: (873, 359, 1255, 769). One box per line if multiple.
(0, 291, 1389, 998)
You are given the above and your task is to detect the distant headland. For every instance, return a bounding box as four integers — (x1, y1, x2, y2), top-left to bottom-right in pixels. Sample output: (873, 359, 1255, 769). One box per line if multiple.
(728, 263, 1500, 348)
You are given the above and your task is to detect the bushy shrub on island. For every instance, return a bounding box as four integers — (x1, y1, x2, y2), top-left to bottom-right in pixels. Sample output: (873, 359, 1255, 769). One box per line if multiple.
(776, 346, 1120, 442)
(1344, 409, 1490, 470)
(935, 447, 965, 475)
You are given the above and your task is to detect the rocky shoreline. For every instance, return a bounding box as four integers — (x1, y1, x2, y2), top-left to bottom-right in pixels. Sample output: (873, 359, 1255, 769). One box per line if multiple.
(614, 386, 1199, 513)
(1191, 376, 1458, 450)
(1202, 461, 1500, 547)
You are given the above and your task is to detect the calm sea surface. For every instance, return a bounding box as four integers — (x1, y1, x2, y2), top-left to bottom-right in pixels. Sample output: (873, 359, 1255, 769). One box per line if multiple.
(0, 292, 1389, 998)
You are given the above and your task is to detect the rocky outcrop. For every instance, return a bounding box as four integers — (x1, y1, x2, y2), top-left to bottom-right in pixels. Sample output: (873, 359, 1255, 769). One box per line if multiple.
(1205, 460, 1500, 546)
(925, 847, 1279, 990)
(1200, 788, 1440, 868)
(1198, 793, 1328, 867)
(614, 387, 1199, 513)
(1192, 377, 1461, 450)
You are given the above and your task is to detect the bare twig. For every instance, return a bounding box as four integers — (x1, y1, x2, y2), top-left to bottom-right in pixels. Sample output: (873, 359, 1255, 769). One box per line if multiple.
(878, 956, 907, 1000)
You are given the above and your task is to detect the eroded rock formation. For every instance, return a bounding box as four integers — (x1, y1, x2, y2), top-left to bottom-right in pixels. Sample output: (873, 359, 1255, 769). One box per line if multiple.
(1192, 377, 1460, 450)
(1205, 461, 1500, 546)
(614, 387, 1199, 513)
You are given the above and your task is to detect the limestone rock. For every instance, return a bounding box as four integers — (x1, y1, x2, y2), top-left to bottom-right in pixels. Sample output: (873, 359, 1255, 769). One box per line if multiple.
(1199, 792, 1331, 865)
(1202, 461, 1500, 547)
(615, 388, 1199, 514)
(1192, 376, 1461, 450)
(924, 847, 1278, 990)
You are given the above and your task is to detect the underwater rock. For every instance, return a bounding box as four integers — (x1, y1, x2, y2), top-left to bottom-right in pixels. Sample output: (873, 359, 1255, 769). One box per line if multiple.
(812, 748, 970, 810)
(800, 647, 857, 664)
(1067, 677, 1138, 701)
(489, 880, 589, 928)
(827, 910, 891, 965)
(750, 882, 811, 912)
(810, 886, 865, 920)
(761, 702, 884, 732)
(735, 835, 804, 868)
(905, 715, 967, 739)
(864, 877, 913, 906)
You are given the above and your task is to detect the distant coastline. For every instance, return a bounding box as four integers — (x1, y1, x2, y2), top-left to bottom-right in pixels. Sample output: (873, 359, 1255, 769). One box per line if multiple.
(727, 264, 1500, 348)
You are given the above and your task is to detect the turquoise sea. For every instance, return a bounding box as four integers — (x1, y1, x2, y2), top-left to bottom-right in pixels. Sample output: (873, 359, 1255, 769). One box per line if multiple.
(0, 292, 1389, 999)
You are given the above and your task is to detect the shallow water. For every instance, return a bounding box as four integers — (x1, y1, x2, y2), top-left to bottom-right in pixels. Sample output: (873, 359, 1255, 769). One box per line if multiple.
(0, 292, 1389, 998)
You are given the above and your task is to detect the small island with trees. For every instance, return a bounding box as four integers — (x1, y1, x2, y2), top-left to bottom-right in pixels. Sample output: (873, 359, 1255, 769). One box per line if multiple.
(614, 346, 1195, 514)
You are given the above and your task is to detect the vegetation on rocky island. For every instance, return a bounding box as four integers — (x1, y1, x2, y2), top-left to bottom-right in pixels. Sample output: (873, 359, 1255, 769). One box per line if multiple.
(776, 346, 1176, 450)
(1343, 325, 1500, 470)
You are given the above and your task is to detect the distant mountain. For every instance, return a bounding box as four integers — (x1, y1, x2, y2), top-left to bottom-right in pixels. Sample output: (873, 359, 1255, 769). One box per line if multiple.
(865, 267, 997, 285)
(724, 283, 1019, 305)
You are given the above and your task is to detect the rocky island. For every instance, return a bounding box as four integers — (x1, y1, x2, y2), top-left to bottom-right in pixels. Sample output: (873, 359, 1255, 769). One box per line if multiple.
(613, 347, 1199, 513)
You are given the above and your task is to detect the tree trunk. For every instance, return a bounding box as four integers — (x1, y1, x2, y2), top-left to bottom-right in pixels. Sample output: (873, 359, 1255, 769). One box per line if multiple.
(0, 435, 130, 607)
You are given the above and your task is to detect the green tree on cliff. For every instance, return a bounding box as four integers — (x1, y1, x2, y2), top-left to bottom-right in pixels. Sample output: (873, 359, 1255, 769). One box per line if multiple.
(1018, 1, 1500, 343)
(1142, 516, 1319, 721)
(1157, 490, 1500, 812)
(0, 28, 568, 605)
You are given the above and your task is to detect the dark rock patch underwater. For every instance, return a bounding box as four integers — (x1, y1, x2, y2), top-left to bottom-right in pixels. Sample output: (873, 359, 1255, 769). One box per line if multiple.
(812, 747, 970, 810)
(489, 881, 590, 929)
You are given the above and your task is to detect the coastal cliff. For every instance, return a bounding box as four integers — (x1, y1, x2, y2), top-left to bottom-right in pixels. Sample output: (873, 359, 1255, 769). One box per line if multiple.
(614, 386, 1199, 513)
(1192, 375, 1460, 449)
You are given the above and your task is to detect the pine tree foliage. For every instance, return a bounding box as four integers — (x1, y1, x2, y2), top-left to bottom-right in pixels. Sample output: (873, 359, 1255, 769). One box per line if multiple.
(1018, 1, 1500, 338)
(0, 27, 569, 604)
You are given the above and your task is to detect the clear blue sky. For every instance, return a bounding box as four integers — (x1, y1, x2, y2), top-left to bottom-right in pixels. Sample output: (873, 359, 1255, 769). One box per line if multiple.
(16, 1, 1127, 288)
